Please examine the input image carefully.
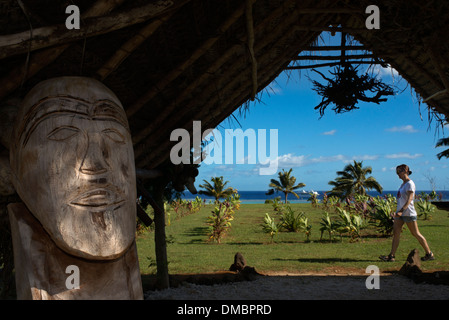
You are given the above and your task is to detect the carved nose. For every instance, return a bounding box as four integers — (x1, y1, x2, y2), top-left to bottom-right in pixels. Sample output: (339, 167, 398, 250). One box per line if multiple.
(79, 135, 109, 175)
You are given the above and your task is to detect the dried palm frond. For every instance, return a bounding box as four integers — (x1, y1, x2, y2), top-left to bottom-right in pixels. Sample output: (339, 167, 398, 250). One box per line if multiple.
(310, 63, 396, 118)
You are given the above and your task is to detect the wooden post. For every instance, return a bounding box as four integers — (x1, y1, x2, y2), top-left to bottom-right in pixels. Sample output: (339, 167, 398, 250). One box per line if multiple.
(136, 179, 169, 289)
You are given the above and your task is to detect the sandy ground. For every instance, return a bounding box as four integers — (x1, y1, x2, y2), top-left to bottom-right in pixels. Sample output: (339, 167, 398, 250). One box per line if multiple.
(144, 273, 449, 300)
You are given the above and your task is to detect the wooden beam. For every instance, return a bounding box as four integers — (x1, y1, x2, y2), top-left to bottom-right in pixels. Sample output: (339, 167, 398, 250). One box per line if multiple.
(286, 60, 377, 70)
(245, 0, 257, 101)
(137, 204, 153, 227)
(95, 12, 175, 80)
(137, 10, 328, 168)
(304, 45, 366, 51)
(294, 25, 377, 33)
(0, 1, 175, 60)
(0, 0, 126, 101)
(131, 0, 298, 152)
(125, 0, 257, 118)
(297, 8, 361, 14)
(294, 54, 374, 60)
(428, 47, 449, 92)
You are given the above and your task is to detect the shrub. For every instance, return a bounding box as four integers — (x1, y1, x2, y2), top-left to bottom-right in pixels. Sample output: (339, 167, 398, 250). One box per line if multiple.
(206, 204, 234, 243)
(206, 195, 241, 243)
(280, 206, 305, 232)
(319, 211, 335, 241)
(170, 196, 204, 219)
(334, 207, 363, 240)
(416, 200, 435, 220)
(262, 213, 279, 242)
(369, 196, 395, 236)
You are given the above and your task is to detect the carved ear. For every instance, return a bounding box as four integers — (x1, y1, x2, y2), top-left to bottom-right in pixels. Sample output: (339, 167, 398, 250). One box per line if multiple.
(0, 154, 16, 196)
(0, 98, 20, 150)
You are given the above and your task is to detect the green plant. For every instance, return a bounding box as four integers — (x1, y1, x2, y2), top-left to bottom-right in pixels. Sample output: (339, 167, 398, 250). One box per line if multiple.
(319, 211, 335, 241)
(300, 216, 312, 242)
(328, 161, 383, 200)
(416, 200, 435, 220)
(280, 206, 305, 232)
(267, 168, 306, 203)
(307, 192, 319, 208)
(271, 196, 284, 213)
(199, 176, 235, 203)
(369, 196, 395, 236)
(326, 196, 341, 212)
(206, 204, 234, 243)
(262, 212, 279, 242)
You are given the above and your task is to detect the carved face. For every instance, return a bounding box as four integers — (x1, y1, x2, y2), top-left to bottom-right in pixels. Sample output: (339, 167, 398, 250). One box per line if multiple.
(10, 77, 136, 260)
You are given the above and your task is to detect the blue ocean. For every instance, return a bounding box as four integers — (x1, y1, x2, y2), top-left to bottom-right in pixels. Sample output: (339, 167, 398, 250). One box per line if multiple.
(182, 190, 449, 204)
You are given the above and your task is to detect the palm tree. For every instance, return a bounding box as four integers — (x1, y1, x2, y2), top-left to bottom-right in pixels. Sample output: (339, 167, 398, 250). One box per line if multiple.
(267, 168, 306, 203)
(328, 160, 382, 200)
(436, 137, 449, 160)
(199, 176, 235, 202)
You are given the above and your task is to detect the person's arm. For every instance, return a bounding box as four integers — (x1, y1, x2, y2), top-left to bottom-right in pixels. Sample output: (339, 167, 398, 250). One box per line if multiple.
(395, 190, 414, 216)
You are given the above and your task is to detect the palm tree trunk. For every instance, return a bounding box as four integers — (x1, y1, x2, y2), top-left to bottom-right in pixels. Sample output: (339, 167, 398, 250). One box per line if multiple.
(284, 192, 288, 204)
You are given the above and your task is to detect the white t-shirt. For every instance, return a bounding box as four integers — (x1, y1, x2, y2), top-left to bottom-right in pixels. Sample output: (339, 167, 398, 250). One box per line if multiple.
(397, 180, 417, 217)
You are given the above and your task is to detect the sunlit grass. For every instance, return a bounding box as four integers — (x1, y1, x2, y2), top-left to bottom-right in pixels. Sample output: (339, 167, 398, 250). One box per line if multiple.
(136, 203, 449, 275)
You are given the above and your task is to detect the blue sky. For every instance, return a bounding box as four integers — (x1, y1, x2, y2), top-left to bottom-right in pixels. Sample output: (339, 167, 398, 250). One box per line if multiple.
(193, 46, 449, 192)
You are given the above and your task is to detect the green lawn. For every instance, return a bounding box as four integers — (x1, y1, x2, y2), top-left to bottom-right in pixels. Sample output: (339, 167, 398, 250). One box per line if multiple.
(136, 203, 449, 275)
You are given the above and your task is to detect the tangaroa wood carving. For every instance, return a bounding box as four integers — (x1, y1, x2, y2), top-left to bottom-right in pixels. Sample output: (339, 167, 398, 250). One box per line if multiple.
(8, 77, 143, 299)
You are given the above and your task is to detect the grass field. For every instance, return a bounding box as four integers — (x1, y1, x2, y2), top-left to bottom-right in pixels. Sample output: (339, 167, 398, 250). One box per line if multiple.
(136, 203, 449, 275)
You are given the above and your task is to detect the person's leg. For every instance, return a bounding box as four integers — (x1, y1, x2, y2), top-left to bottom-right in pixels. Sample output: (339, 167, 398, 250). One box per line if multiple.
(405, 221, 432, 255)
(390, 218, 404, 257)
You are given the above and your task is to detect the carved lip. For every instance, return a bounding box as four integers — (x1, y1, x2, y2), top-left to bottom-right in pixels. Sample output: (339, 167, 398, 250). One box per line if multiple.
(70, 188, 125, 210)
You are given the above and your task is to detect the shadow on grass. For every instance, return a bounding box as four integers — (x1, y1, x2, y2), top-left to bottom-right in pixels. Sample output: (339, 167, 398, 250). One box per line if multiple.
(273, 257, 378, 264)
(183, 226, 209, 237)
(226, 241, 264, 246)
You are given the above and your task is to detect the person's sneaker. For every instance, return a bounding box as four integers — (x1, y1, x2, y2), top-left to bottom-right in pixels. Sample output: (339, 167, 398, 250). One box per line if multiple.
(379, 254, 395, 262)
(421, 252, 435, 261)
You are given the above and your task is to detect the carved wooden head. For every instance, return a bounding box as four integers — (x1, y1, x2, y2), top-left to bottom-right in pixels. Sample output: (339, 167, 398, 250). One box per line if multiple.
(10, 77, 136, 260)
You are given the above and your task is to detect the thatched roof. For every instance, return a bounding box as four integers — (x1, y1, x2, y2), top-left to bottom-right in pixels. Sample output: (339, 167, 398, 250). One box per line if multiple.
(1, 0, 449, 173)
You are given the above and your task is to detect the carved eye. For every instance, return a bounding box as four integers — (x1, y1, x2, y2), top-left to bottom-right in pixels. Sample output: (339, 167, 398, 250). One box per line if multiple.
(103, 129, 126, 144)
(47, 126, 80, 141)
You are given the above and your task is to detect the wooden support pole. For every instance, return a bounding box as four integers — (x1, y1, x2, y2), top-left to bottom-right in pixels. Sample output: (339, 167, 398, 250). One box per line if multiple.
(136, 179, 169, 289)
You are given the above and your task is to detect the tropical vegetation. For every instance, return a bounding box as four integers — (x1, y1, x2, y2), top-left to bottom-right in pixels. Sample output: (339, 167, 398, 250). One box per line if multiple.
(266, 168, 306, 203)
(328, 160, 383, 200)
(198, 176, 236, 202)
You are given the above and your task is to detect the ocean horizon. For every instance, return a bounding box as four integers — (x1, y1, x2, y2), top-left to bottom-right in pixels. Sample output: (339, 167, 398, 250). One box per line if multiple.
(182, 190, 449, 204)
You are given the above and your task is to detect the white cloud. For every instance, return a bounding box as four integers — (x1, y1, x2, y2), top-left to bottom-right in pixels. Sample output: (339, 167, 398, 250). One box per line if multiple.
(373, 64, 400, 78)
(258, 153, 379, 172)
(385, 125, 418, 133)
(385, 153, 422, 159)
(322, 129, 337, 136)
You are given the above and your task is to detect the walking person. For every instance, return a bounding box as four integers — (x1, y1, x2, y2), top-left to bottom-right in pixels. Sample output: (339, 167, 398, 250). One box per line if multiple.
(379, 164, 435, 262)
